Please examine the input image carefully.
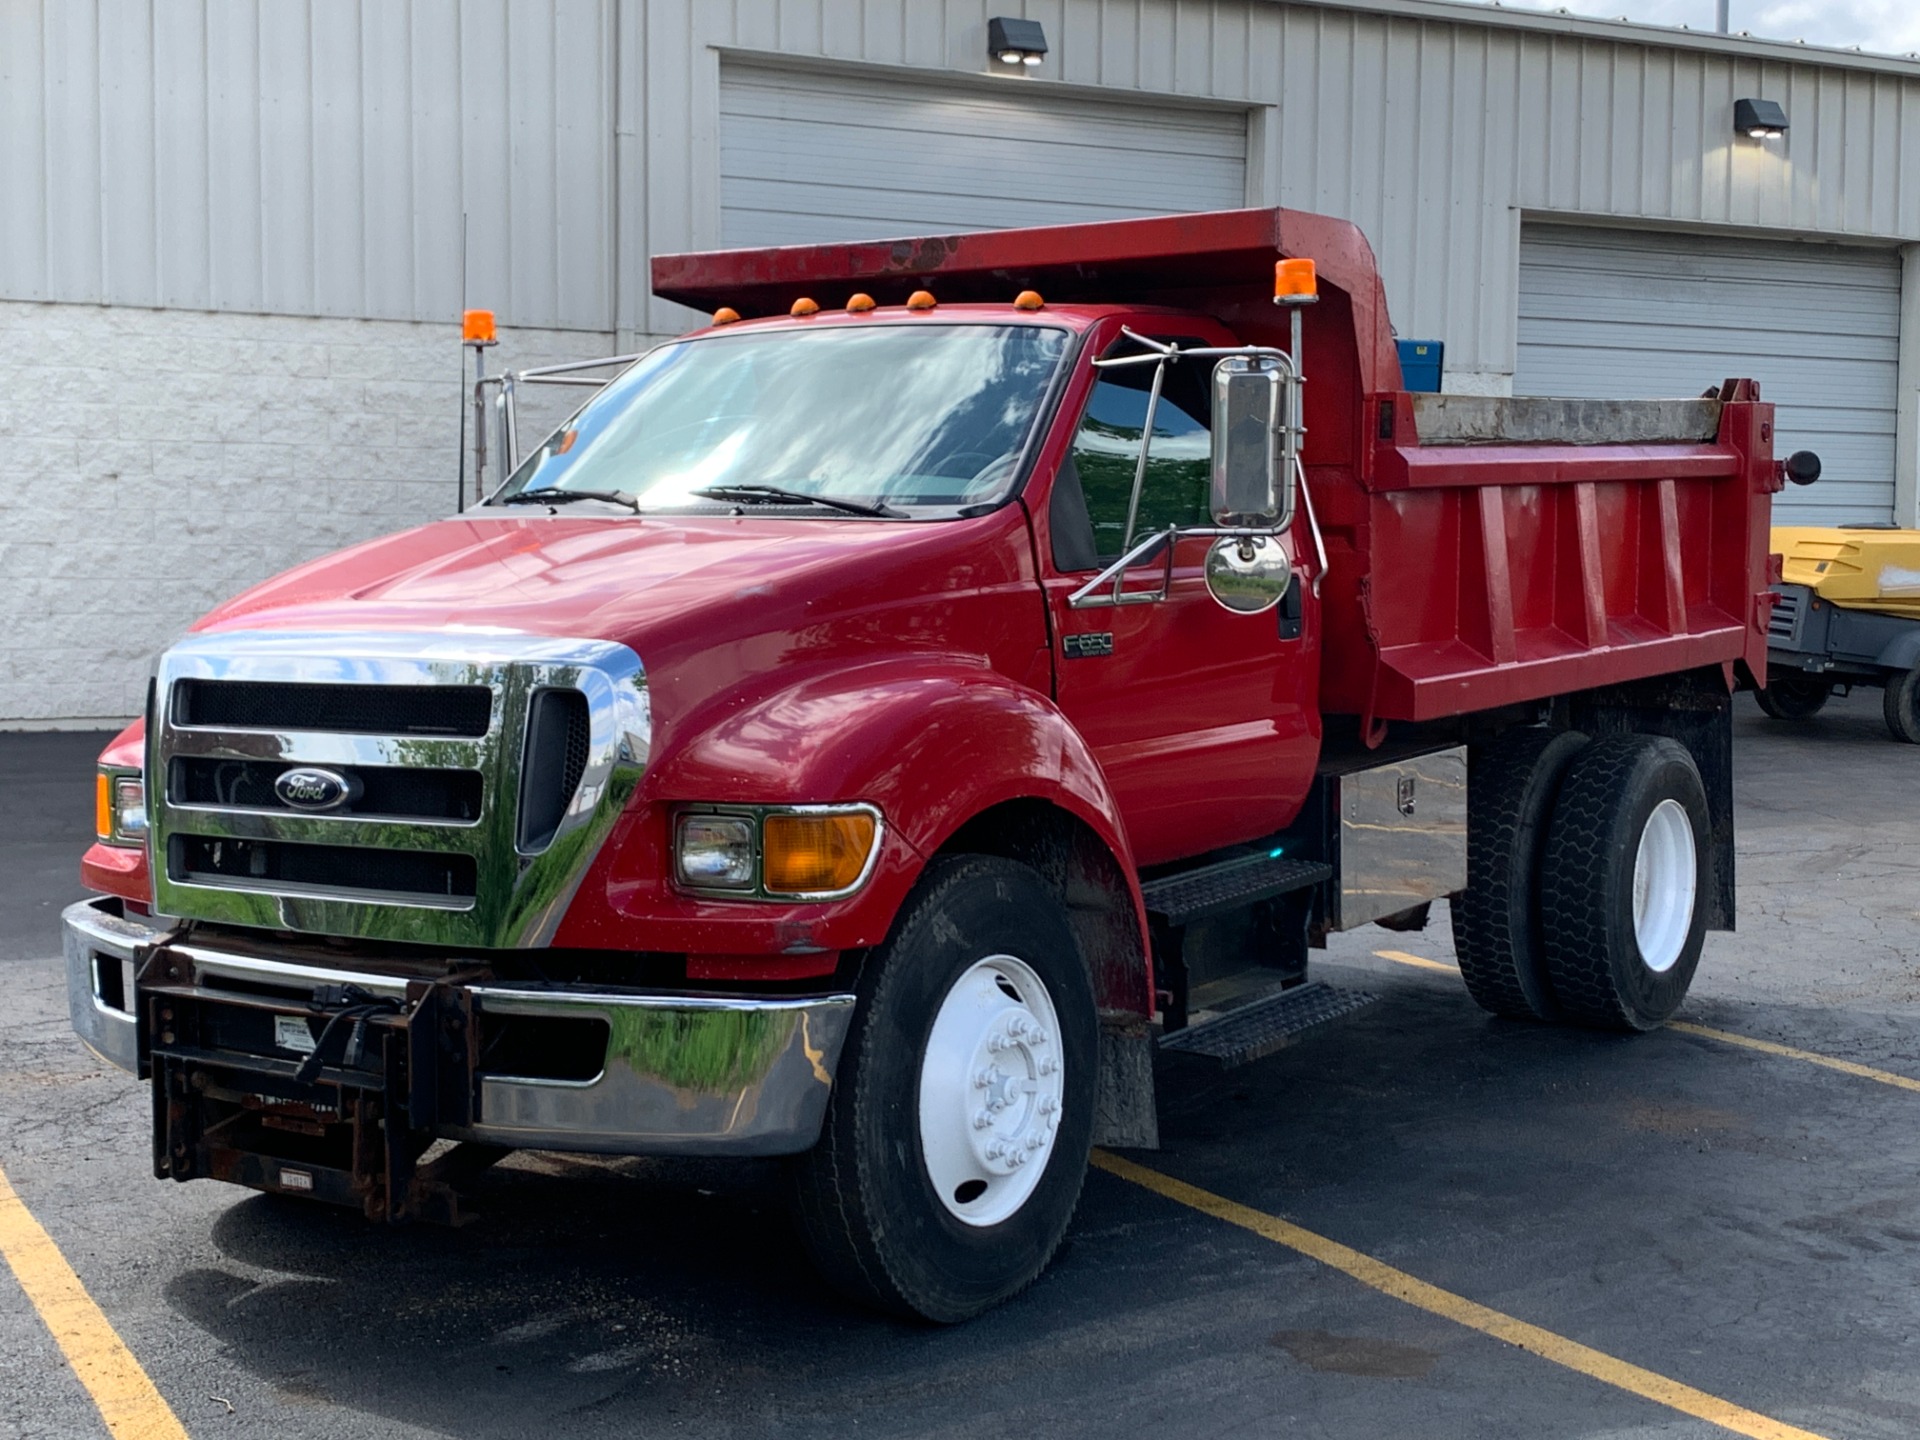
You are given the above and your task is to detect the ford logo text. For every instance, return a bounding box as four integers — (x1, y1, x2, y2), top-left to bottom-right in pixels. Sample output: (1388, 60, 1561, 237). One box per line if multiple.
(274, 766, 358, 812)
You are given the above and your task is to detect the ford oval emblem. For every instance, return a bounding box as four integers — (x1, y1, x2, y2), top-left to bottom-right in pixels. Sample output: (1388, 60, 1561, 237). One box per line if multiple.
(274, 766, 356, 812)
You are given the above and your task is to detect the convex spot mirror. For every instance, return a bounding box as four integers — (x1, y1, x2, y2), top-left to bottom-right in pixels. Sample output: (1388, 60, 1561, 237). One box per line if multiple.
(1205, 534, 1294, 614)
(1211, 357, 1295, 529)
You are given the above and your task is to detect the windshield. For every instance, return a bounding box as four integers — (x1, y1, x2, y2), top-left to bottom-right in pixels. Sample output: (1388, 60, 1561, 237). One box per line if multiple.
(492, 323, 1071, 516)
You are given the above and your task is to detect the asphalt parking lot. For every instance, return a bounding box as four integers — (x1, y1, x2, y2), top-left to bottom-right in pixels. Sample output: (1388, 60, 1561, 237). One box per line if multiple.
(4, 693, 1919, 1440)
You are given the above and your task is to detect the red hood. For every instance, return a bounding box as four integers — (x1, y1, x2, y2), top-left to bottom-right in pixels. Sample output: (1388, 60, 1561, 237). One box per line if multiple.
(199, 512, 974, 636)
(191, 509, 1041, 719)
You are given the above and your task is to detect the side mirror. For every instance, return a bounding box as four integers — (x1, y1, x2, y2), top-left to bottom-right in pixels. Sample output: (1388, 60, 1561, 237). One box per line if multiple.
(1210, 359, 1295, 529)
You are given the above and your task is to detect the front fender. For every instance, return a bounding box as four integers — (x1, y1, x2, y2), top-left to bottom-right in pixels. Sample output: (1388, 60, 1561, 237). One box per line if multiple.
(563, 657, 1146, 970)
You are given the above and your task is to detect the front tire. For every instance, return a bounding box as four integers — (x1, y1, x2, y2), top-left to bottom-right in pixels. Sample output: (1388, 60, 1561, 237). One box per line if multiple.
(791, 855, 1097, 1322)
(1539, 736, 1709, 1032)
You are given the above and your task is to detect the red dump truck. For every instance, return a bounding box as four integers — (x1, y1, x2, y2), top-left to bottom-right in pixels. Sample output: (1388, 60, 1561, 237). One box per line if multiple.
(67, 207, 1789, 1322)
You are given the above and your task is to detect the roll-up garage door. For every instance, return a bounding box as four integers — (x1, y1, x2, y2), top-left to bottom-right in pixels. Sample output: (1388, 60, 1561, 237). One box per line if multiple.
(1517, 224, 1901, 524)
(719, 63, 1248, 248)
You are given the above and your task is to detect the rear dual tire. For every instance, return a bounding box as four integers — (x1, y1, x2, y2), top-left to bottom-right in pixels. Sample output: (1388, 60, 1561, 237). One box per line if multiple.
(1455, 730, 1709, 1033)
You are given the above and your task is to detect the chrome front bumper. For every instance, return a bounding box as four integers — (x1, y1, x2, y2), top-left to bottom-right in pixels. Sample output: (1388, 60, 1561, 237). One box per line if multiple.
(64, 896, 146, 1074)
(62, 897, 854, 1158)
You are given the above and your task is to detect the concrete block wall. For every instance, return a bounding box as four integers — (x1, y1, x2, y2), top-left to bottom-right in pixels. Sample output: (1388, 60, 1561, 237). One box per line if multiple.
(0, 303, 621, 725)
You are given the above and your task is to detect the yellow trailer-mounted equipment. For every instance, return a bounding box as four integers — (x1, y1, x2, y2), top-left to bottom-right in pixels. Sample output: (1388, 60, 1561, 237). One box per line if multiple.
(1774, 527, 1920, 617)
(1763, 526, 1920, 742)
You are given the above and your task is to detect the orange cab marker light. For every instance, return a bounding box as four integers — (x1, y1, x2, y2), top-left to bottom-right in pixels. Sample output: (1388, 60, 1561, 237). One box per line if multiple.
(1013, 290, 1045, 311)
(763, 811, 878, 895)
(712, 306, 742, 325)
(906, 289, 937, 311)
(94, 773, 112, 841)
(790, 297, 820, 317)
(462, 308, 497, 343)
(1274, 258, 1318, 300)
(846, 293, 877, 313)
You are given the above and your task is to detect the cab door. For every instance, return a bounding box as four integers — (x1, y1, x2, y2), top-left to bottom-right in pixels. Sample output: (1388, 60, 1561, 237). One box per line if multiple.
(1038, 316, 1320, 868)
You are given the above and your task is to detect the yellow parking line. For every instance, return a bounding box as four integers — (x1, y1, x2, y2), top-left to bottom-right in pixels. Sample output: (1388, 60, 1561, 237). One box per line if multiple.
(1370, 948, 1920, 1095)
(1092, 1150, 1830, 1440)
(1373, 949, 1457, 973)
(0, 1162, 188, 1440)
(1669, 1021, 1920, 1095)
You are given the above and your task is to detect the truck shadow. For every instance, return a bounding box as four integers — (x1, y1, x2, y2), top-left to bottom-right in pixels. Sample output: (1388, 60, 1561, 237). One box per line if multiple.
(157, 975, 1913, 1438)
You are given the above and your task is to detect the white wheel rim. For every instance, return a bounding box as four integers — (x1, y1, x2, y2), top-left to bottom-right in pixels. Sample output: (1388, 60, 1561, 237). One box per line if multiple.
(1632, 799, 1697, 974)
(918, 955, 1065, 1228)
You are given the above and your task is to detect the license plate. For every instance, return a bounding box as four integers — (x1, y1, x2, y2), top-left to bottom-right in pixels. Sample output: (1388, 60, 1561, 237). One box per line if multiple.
(274, 1015, 317, 1055)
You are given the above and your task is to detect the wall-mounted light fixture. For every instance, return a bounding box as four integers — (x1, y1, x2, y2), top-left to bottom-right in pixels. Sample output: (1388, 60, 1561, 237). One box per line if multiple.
(1734, 98, 1789, 140)
(989, 17, 1047, 68)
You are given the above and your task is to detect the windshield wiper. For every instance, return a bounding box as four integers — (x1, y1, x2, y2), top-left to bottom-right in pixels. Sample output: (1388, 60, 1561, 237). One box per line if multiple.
(499, 486, 640, 512)
(691, 484, 900, 519)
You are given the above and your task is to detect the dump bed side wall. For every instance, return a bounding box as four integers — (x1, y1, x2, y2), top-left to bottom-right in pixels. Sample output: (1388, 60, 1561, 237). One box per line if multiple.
(1314, 393, 1781, 726)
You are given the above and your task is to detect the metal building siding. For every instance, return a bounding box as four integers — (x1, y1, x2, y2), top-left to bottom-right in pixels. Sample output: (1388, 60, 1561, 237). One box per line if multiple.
(716, 63, 1248, 247)
(0, 0, 613, 331)
(7, 0, 1920, 365)
(1517, 224, 1901, 524)
(1260, 7, 1920, 379)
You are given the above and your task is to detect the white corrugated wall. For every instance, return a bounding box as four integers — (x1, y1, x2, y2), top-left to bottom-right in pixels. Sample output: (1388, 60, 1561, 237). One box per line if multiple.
(7, 0, 1920, 376)
(0, 0, 614, 331)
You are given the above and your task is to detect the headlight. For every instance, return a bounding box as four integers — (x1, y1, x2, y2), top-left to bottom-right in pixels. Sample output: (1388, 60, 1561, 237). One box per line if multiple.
(674, 805, 881, 899)
(95, 770, 147, 847)
(675, 814, 756, 889)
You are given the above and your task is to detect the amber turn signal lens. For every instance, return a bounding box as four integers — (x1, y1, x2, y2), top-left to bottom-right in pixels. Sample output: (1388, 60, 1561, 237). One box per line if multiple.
(790, 297, 820, 316)
(95, 771, 113, 841)
(762, 811, 878, 895)
(462, 308, 497, 343)
(846, 293, 876, 313)
(905, 289, 937, 311)
(712, 306, 742, 325)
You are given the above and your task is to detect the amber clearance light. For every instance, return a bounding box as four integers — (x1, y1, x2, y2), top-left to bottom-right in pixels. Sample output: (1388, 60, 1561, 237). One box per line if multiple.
(763, 810, 879, 895)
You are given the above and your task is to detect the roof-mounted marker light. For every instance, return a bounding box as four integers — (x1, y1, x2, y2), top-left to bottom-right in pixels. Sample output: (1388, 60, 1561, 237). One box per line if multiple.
(906, 290, 937, 311)
(712, 306, 741, 325)
(1013, 290, 1044, 311)
(462, 308, 497, 344)
(790, 297, 820, 317)
(1273, 258, 1318, 304)
(847, 293, 876, 313)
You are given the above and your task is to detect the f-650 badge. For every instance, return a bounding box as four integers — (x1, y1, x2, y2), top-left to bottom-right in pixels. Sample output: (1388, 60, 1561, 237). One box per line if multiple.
(1062, 632, 1114, 659)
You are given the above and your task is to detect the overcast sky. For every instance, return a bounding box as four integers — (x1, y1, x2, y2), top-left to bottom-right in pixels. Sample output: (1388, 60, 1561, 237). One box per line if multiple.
(1473, 1, 1920, 56)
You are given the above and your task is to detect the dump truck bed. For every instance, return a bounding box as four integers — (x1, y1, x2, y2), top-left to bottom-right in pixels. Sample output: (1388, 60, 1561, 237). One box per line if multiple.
(654, 207, 1782, 728)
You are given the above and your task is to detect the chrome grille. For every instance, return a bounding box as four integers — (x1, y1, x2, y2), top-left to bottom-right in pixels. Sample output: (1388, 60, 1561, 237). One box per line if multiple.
(149, 631, 650, 948)
(174, 678, 492, 736)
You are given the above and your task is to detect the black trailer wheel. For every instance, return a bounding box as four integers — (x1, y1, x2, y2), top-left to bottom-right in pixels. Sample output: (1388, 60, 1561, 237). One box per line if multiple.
(1755, 675, 1831, 721)
(1452, 728, 1589, 1020)
(1884, 664, 1920, 743)
(1538, 735, 1709, 1032)
(791, 855, 1097, 1323)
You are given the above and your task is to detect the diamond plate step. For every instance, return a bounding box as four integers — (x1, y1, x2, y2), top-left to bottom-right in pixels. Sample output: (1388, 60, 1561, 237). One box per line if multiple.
(1157, 981, 1378, 1068)
(1139, 853, 1331, 927)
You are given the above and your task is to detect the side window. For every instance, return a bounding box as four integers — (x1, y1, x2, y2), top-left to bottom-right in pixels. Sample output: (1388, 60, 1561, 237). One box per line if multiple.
(1068, 344, 1213, 561)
